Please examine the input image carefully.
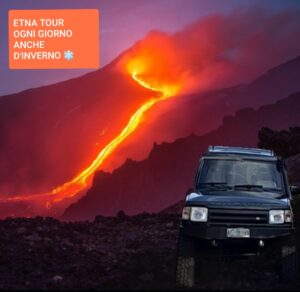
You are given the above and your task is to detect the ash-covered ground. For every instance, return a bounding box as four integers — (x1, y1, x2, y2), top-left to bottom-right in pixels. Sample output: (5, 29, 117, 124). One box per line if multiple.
(0, 210, 299, 290)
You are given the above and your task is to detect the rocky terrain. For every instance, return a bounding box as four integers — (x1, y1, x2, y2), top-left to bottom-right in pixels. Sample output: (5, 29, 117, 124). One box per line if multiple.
(0, 207, 299, 290)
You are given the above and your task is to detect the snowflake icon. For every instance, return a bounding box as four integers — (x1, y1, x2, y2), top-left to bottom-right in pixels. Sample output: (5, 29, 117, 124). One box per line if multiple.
(64, 50, 74, 61)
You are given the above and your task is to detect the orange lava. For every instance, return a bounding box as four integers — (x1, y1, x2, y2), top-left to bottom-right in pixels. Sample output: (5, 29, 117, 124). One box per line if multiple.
(0, 62, 180, 206)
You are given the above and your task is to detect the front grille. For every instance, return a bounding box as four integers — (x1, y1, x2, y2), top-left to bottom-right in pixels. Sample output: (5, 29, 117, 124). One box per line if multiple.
(209, 209, 269, 225)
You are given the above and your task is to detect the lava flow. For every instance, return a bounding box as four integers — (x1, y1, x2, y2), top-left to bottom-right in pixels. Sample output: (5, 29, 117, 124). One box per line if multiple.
(0, 66, 180, 207)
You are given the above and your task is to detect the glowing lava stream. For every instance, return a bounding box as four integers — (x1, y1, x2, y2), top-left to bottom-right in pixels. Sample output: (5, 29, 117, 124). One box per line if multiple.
(1, 72, 179, 204)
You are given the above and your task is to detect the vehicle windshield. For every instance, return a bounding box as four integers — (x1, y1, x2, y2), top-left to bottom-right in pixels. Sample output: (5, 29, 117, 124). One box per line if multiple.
(196, 158, 284, 197)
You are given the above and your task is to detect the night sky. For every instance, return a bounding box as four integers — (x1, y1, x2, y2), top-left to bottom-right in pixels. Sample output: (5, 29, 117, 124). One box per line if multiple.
(1, 0, 300, 95)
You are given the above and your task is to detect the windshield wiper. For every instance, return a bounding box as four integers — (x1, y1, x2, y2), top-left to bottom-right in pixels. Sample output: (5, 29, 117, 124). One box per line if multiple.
(234, 184, 264, 191)
(261, 187, 283, 193)
(198, 182, 227, 186)
(198, 182, 232, 191)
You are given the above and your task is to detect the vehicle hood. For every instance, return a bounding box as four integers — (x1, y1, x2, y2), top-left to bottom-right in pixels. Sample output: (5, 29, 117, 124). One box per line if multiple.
(186, 191, 289, 210)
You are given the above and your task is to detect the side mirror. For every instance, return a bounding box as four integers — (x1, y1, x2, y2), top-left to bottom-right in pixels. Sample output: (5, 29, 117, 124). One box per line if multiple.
(290, 186, 300, 197)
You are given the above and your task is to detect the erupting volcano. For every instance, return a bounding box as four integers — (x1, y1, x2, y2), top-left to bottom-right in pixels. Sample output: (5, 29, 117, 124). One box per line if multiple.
(0, 60, 180, 211)
(2, 8, 300, 218)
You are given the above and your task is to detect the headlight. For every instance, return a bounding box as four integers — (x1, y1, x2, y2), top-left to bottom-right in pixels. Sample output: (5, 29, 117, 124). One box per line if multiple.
(269, 210, 284, 224)
(190, 207, 208, 222)
(269, 210, 293, 224)
(182, 207, 191, 220)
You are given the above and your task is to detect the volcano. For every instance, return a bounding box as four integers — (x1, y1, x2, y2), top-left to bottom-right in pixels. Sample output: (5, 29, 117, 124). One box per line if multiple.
(1, 53, 300, 218)
(2, 8, 300, 217)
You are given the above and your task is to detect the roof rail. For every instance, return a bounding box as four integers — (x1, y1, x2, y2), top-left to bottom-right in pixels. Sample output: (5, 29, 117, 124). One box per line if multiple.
(207, 146, 274, 157)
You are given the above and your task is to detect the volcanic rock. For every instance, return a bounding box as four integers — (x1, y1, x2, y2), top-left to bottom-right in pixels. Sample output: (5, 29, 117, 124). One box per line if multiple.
(0, 211, 299, 290)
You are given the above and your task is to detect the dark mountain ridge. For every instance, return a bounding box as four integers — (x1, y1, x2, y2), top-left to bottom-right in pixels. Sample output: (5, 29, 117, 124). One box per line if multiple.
(63, 91, 300, 220)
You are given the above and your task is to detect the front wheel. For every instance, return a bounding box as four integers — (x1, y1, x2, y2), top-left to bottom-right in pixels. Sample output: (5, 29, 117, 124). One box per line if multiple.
(175, 232, 196, 288)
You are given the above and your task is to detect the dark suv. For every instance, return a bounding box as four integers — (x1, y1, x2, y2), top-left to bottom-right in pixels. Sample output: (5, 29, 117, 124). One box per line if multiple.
(176, 146, 299, 288)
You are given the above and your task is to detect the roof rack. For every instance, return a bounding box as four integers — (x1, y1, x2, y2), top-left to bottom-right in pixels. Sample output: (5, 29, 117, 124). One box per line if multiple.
(207, 146, 274, 157)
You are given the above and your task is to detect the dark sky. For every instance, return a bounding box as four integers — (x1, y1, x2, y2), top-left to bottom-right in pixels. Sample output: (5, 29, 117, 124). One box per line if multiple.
(1, 0, 300, 95)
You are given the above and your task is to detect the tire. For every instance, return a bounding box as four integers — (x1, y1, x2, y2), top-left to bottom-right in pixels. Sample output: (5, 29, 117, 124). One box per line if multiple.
(175, 232, 196, 288)
(277, 236, 298, 283)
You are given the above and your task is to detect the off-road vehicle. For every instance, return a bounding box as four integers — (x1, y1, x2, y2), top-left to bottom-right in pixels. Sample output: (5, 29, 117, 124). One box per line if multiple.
(176, 146, 299, 288)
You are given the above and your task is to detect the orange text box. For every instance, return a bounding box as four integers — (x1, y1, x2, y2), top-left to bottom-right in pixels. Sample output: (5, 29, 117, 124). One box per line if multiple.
(9, 9, 99, 69)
